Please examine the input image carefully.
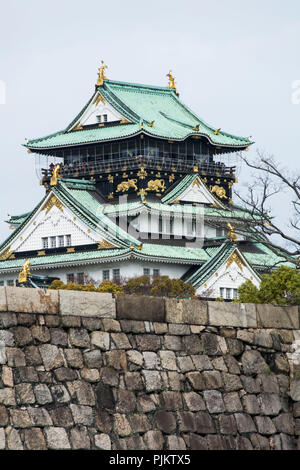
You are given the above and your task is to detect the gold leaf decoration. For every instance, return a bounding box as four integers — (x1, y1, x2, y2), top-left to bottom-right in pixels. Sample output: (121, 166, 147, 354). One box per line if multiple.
(116, 179, 138, 192)
(146, 179, 165, 193)
(0, 246, 15, 261)
(18, 259, 31, 284)
(137, 167, 147, 180)
(226, 251, 246, 271)
(210, 185, 227, 199)
(97, 240, 115, 250)
(41, 195, 64, 215)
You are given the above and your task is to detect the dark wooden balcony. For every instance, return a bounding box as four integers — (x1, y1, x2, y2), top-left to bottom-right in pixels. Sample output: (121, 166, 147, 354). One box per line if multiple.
(41, 153, 236, 182)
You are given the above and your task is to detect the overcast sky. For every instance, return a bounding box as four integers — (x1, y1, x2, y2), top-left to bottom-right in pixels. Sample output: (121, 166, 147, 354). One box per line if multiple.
(1, 0, 299, 245)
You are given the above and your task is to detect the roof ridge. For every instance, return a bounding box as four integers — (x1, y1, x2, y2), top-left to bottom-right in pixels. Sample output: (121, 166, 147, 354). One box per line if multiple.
(185, 242, 235, 286)
(103, 79, 174, 92)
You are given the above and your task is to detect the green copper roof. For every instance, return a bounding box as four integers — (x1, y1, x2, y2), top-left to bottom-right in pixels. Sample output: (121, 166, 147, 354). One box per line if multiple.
(184, 242, 236, 287)
(161, 174, 199, 204)
(52, 180, 139, 248)
(5, 212, 32, 225)
(240, 242, 295, 269)
(103, 198, 261, 222)
(0, 178, 140, 258)
(0, 242, 209, 273)
(26, 79, 252, 150)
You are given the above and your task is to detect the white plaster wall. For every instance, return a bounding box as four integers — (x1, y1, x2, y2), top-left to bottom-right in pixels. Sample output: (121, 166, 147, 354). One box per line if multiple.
(13, 203, 102, 253)
(0, 260, 188, 287)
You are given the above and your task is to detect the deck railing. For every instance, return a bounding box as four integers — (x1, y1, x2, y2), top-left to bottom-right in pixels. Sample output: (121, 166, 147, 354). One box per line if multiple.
(41, 154, 235, 180)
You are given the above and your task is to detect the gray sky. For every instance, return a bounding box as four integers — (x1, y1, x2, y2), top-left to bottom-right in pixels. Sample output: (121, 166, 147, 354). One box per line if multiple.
(1, 0, 299, 244)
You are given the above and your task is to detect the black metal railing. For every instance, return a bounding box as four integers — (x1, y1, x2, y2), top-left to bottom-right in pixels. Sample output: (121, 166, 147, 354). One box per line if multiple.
(41, 154, 235, 180)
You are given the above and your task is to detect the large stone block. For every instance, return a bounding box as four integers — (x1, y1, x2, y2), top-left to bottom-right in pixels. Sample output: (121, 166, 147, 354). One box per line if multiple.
(6, 286, 58, 314)
(165, 298, 207, 325)
(256, 304, 299, 329)
(0, 287, 7, 311)
(59, 290, 115, 318)
(116, 295, 164, 322)
(208, 302, 257, 328)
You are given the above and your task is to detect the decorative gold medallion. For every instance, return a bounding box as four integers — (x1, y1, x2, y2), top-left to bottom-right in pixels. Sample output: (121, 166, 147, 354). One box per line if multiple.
(137, 167, 147, 180)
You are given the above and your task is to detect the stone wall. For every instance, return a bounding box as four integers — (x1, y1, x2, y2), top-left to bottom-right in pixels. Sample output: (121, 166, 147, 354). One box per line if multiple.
(0, 286, 299, 450)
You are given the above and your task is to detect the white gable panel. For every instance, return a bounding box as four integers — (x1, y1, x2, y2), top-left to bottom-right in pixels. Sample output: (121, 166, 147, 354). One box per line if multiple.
(15, 205, 97, 252)
(6, 191, 120, 254)
(77, 94, 124, 127)
(179, 186, 214, 204)
(196, 250, 260, 298)
(177, 177, 224, 207)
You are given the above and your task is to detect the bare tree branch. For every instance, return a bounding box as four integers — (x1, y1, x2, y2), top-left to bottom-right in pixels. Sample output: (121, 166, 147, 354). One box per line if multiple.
(206, 149, 300, 268)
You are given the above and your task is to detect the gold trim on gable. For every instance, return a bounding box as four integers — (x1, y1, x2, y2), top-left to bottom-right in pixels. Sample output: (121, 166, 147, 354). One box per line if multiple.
(0, 246, 15, 261)
(41, 195, 64, 215)
(93, 93, 105, 106)
(226, 251, 246, 271)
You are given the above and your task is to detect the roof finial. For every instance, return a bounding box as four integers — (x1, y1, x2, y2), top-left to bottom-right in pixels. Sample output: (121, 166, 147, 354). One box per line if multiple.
(166, 70, 176, 89)
(97, 60, 108, 86)
(50, 164, 61, 186)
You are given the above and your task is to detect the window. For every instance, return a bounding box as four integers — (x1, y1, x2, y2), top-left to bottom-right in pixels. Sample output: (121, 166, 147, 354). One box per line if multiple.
(153, 269, 160, 279)
(42, 237, 49, 249)
(103, 270, 110, 281)
(170, 217, 174, 235)
(158, 216, 163, 233)
(50, 237, 56, 248)
(113, 269, 120, 282)
(219, 287, 224, 298)
(226, 288, 231, 300)
(96, 115, 102, 123)
(0, 281, 4, 286)
(233, 288, 238, 299)
(103, 114, 108, 122)
(192, 217, 197, 235)
(143, 268, 150, 276)
(66, 235, 71, 247)
(77, 272, 84, 285)
(7, 280, 14, 286)
(67, 273, 75, 283)
(58, 235, 64, 247)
